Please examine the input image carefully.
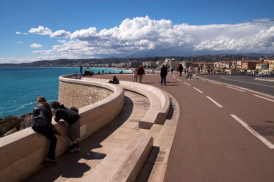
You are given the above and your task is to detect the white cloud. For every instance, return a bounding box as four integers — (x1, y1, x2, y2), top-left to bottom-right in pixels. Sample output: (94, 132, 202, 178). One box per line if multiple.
(0, 57, 34, 64)
(63, 17, 274, 57)
(29, 26, 52, 35)
(32, 50, 53, 55)
(70, 27, 97, 40)
(30, 43, 42, 48)
(16, 31, 28, 35)
(50, 30, 71, 38)
(22, 17, 274, 61)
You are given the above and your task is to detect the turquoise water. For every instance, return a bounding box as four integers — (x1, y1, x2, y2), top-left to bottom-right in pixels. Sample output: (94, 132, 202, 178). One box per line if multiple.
(0, 67, 130, 118)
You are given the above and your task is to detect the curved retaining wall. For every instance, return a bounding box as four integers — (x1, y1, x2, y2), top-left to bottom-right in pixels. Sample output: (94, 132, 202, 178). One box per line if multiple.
(59, 76, 112, 108)
(89, 78, 171, 129)
(0, 76, 124, 182)
(119, 81, 170, 129)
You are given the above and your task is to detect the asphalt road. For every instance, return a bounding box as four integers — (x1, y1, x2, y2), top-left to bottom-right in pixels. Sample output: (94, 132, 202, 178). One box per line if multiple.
(162, 73, 274, 182)
(199, 75, 274, 96)
(87, 73, 274, 182)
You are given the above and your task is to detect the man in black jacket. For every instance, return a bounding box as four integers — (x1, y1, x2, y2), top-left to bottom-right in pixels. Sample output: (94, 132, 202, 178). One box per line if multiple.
(32, 96, 57, 165)
(160, 64, 168, 86)
(178, 64, 184, 77)
(51, 101, 80, 153)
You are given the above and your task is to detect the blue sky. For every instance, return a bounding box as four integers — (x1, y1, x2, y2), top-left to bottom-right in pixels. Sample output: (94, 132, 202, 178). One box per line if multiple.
(0, 0, 274, 63)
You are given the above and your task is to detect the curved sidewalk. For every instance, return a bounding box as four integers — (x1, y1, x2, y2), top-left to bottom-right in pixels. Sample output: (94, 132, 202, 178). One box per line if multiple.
(24, 74, 180, 182)
(24, 90, 150, 181)
(89, 73, 274, 182)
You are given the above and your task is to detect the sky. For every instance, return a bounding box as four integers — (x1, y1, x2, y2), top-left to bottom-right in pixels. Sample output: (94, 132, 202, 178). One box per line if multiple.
(0, 0, 274, 64)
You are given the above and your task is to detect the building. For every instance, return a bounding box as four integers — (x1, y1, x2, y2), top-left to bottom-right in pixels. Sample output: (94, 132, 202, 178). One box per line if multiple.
(237, 60, 260, 70)
(164, 58, 179, 69)
(214, 61, 234, 72)
(142, 61, 156, 68)
(256, 62, 269, 71)
(179, 61, 192, 69)
(241, 60, 260, 70)
(267, 59, 274, 72)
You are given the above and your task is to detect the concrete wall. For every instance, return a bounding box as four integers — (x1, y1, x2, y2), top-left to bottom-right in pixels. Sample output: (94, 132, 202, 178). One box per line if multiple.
(0, 76, 124, 182)
(58, 77, 112, 108)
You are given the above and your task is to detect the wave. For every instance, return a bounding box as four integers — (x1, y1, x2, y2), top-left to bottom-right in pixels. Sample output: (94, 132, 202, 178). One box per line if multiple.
(0, 101, 36, 117)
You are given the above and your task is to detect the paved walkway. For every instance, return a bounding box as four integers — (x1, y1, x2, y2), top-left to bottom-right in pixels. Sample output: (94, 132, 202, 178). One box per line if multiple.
(24, 72, 274, 182)
(25, 91, 152, 182)
(91, 73, 274, 182)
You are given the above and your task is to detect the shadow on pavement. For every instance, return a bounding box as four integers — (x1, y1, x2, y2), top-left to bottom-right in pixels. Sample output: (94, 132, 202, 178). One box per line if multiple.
(24, 96, 134, 182)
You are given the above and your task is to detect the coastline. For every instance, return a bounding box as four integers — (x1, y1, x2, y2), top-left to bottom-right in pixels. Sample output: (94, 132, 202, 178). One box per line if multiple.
(0, 67, 132, 119)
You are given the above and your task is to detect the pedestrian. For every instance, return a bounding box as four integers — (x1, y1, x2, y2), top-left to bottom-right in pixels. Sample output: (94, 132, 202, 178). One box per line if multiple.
(186, 65, 193, 79)
(51, 101, 81, 153)
(80, 66, 83, 75)
(171, 68, 174, 74)
(109, 76, 119, 84)
(160, 64, 168, 85)
(133, 67, 138, 82)
(137, 65, 145, 83)
(178, 64, 184, 77)
(32, 96, 57, 165)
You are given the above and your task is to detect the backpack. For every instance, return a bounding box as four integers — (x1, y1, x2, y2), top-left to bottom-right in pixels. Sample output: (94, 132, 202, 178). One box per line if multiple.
(70, 106, 79, 113)
(32, 104, 48, 130)
(65, 107, 80, 124)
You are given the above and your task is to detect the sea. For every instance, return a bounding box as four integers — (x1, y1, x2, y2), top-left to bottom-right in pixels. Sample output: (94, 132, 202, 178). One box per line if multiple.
(0, 67, 131, 118)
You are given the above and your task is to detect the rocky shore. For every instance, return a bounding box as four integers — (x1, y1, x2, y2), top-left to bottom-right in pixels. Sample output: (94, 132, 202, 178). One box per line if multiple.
(0, 113, 32, 137)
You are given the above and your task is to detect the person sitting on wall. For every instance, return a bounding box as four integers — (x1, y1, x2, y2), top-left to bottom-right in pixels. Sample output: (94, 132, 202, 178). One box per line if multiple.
(109, 76, 119, 84)
(84, 67, 93, 76)
(84, 70, 92, 76)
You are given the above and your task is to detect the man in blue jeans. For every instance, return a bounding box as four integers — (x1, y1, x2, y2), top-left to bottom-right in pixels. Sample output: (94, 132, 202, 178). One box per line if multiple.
(51, 101, 80, 153)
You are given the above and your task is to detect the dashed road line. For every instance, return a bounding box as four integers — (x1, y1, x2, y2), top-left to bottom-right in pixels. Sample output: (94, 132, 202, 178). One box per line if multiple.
(193, 87, 203, 93)
(254, 94, 274, 102)
(226, 86, 245, 92)
(230, 114, 274, 149)
(184, 82, 191, 86)
(222, 76, 274, 88)
(199, 76, 274, 100)
(208, 81, 222, 85)
(206, 96, 223, 108)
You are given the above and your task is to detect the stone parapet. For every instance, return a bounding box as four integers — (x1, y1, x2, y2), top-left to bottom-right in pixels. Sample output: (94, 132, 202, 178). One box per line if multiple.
(59, 76, 112, 108)
(0, 76, 124, 182)
(86, 78, 171, 129)
(119, 81, 170, 129)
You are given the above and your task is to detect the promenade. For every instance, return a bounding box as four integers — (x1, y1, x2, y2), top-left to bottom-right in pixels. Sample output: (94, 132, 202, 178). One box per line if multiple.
(24, 73, 274, 182)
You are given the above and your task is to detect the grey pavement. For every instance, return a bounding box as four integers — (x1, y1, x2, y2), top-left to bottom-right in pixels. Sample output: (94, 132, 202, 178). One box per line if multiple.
(24, 73, 274, 182)
(25, 91, 152, 182)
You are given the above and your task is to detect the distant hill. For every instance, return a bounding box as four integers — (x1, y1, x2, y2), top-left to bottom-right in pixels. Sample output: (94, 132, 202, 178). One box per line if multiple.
(0, 54, 273, 67)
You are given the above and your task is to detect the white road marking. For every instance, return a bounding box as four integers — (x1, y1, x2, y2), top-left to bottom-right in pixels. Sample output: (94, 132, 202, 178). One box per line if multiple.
(200, 76, 274, 100)
(206, 96, 223, 108)
(209, 81, 222, 85)
(230, 114, 274, 149)
(254, 94, 274, 102)
(222, 76, 274, 88)
(193, 87, 203, 93)
(184, 82, 191, 86)
(226, 86, 245, 92)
